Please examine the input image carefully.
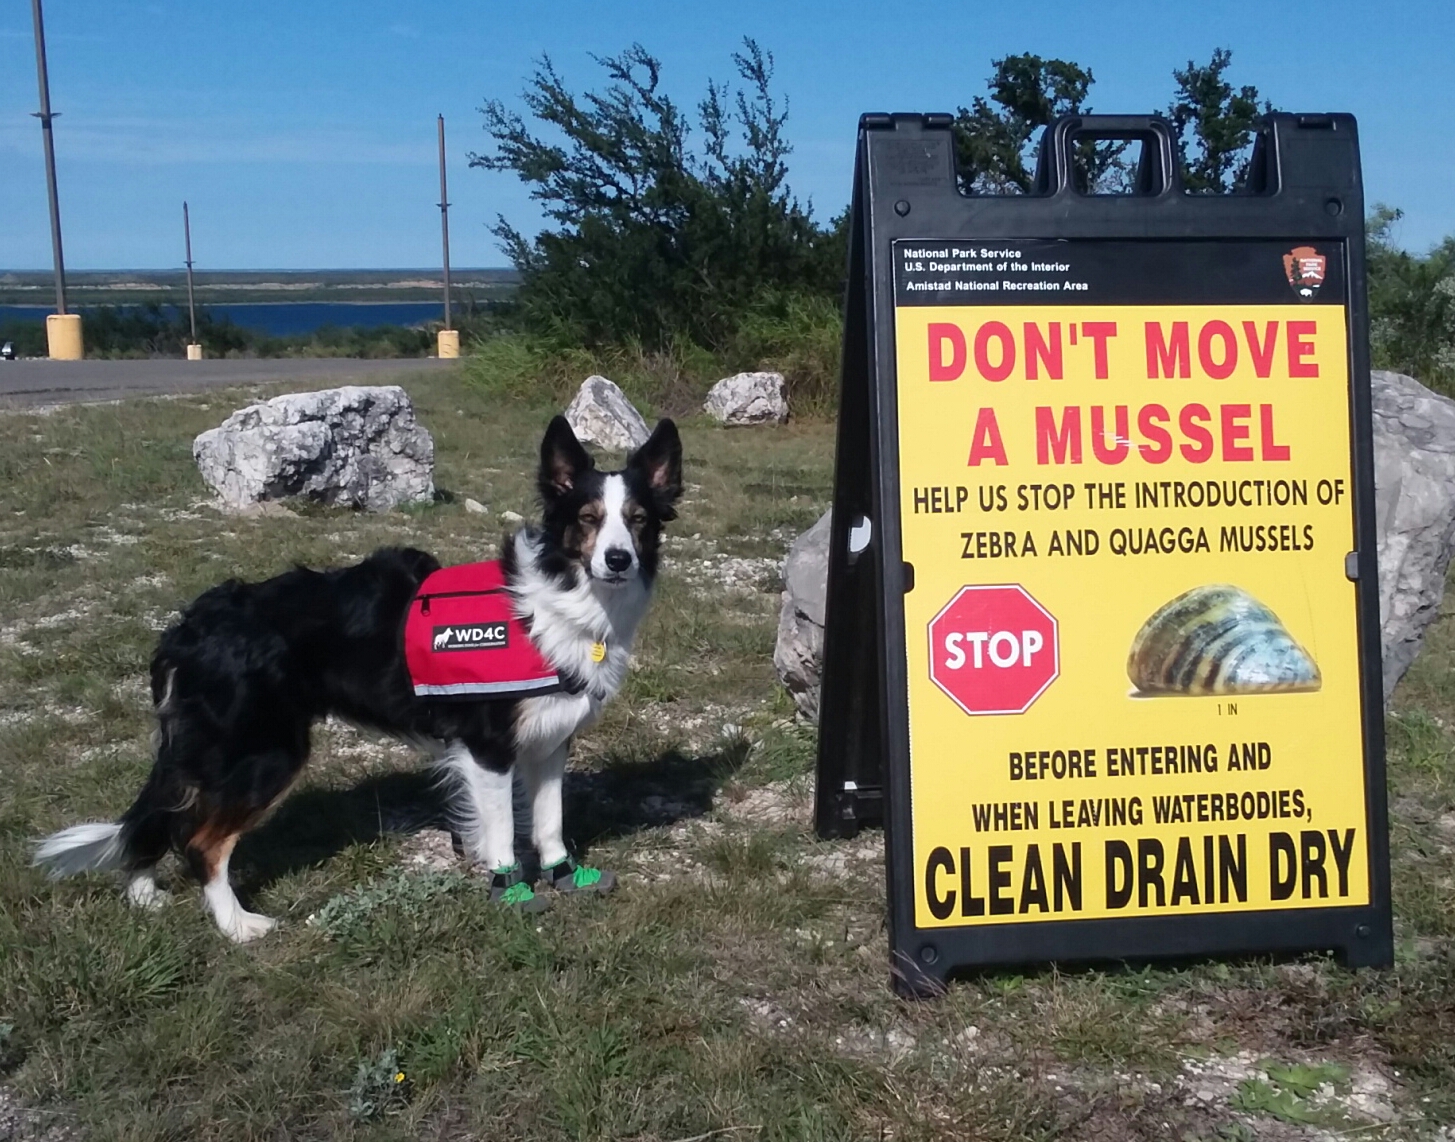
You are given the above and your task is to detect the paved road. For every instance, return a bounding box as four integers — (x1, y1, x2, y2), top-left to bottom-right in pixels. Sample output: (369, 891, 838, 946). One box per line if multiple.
(0, 357, 458, 409)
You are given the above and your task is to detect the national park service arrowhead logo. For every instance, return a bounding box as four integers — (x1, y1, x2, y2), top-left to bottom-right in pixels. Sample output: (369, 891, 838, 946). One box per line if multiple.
(1283, 246, 1327, 301)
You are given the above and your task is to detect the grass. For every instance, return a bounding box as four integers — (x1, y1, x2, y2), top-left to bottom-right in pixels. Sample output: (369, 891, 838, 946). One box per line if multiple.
(0, 367, 1451, 1140)
(461, 293, 843, 422)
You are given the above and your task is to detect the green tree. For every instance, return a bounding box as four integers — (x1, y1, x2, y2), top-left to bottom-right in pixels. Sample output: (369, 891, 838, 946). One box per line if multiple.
(470, 40, 843, 350)
(1367, 206, 1455, 391)
(951, 54, 1126, 194)
(953, 48, 1273, 196)
(1166, 47, 1269, 192)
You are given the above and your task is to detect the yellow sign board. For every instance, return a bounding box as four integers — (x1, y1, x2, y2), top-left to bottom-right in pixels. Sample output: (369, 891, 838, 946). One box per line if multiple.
(814, 113, 1391, 993)
(895, 288, 1367, 926)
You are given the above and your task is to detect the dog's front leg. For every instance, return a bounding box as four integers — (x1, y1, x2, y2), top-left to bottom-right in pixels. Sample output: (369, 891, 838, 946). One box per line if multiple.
(521, 743, 616, 897)
(441, 740, 515, 870)
(520, 743, 569, 869)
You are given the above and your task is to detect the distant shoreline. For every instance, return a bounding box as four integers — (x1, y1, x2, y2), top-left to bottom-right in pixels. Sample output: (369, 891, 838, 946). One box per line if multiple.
(0, 269, 518, 308)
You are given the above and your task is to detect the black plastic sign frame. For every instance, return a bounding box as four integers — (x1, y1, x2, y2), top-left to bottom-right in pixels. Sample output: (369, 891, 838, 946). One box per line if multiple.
(815, 112, 1393, 996)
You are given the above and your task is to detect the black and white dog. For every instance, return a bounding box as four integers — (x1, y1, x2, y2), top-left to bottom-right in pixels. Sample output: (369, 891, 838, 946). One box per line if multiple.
(34, 415, 682, 940)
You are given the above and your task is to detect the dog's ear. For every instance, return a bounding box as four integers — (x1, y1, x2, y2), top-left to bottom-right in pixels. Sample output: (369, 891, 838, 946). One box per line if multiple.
(539, 415, 593, 499)
(628, 419, 683, 519)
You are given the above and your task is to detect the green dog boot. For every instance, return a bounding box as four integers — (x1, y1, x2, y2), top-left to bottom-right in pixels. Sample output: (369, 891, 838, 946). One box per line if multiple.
(489, 863, 550, 913)
(543, 857, 616, 896)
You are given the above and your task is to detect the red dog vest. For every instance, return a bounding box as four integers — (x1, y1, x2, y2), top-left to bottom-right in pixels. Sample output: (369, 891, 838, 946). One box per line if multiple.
(404, 561, 561, 699)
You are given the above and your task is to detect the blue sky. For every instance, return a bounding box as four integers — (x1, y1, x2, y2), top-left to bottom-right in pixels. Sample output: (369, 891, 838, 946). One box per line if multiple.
(2, 0, 1451, 270)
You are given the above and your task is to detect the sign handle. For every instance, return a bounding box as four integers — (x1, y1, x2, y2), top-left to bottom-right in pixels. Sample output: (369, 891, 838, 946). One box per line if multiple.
(1034, 114, 1182, 196)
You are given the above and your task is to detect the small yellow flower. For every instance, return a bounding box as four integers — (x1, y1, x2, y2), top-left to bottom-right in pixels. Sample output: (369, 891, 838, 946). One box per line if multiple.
(394, 1072, 406, 1083)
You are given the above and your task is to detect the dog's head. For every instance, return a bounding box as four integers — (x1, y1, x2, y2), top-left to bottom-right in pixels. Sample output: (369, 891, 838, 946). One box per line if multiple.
(534, 415, 683, 588)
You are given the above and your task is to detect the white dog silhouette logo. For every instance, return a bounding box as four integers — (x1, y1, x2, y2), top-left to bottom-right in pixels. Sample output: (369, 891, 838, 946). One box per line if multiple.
(430, 623, 508, 652)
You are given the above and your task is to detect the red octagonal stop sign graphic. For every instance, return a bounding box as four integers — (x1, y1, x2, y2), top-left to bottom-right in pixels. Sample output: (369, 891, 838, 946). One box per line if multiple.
(928, 584, 1060, 716)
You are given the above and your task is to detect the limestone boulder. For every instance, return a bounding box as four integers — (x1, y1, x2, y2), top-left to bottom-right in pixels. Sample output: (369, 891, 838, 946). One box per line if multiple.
(564, 375, 650, 451)
(1373, 369, 1455, 700)
(193, 385, 434, 512)
(705, 371, 788, 426)
(773, 510, 831, 720)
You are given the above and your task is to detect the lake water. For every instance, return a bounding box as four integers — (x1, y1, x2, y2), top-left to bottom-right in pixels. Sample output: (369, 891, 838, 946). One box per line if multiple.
(0, 302, 444, 336)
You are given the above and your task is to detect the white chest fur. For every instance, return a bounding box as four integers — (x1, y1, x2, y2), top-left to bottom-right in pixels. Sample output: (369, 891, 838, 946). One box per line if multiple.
(508, 529, 651, 759)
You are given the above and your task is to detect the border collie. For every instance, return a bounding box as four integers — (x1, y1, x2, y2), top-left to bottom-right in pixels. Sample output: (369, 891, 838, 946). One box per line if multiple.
(33, 415, 682, 940)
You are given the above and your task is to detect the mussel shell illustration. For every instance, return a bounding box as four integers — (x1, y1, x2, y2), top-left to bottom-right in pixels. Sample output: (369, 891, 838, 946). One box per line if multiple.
(1127, 585, 1321, 696)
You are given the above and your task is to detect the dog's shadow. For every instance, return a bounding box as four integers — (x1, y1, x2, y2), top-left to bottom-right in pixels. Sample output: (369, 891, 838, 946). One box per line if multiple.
(235, 737, 752, 890)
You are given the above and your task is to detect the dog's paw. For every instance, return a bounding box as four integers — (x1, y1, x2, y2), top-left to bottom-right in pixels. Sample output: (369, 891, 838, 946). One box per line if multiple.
(223, 910, 278, 943)
(125, 873, 167, 911)
(489, 863, 552, 913)
(544, 859, 616, 896)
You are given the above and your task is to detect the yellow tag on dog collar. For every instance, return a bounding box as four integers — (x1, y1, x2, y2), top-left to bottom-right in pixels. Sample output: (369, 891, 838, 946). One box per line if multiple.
(590, 641, 607, 663)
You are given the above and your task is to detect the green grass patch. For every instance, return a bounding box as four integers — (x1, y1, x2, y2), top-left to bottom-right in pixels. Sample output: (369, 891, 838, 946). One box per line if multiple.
(461, 294, 842, 422)
(0, 368, 1452, 1140)
(1230, 1059, 1352, 1126)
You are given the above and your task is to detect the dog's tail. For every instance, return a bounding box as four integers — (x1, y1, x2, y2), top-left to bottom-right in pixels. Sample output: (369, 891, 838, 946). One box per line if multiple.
(34, 664, 182, 879)
(31, 821, 130, 877)
(32, 763, 180, 879)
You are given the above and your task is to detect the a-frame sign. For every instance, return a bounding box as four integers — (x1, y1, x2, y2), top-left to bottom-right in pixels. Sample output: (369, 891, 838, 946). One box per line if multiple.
(815, 112, 1393, 996)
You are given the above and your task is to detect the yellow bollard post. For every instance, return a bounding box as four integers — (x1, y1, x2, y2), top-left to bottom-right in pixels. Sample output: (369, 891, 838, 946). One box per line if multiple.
(186, 343, 203, 361)
(45, 313, 83, 360)
(437, 329, 460, 359)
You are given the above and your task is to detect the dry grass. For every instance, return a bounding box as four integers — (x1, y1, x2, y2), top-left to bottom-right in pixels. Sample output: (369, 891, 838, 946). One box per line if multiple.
(0, 369, 1451, 1141)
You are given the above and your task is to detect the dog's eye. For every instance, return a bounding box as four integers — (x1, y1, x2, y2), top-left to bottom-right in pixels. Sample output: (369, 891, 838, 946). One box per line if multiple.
(579, 511, 603, 526)
(628, 510, 647, 526)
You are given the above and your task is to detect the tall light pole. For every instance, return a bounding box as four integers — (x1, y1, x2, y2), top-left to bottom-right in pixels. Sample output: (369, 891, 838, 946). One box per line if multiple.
(438, 114, 452, 331)
(31, 0, 67, 316)
(435, 114, 458, 359)
(183, 202, 197, 341)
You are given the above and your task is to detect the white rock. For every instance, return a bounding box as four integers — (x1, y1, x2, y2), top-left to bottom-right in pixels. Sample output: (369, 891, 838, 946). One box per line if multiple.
(193, 385, 433, 512)
(704, 371, 788, 426)
(564, 375, 650, 451)
(1373, 370, 1455, 700)
(464, 498, 488, 515)
(221, 500, 297, 519)
(501, 509, 524, 523)
(884, 1027, 917, 1060)
(773, 510, 831, 720)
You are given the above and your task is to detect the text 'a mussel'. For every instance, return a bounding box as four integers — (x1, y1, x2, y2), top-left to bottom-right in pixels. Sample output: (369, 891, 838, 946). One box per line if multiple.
(1127, 584, 1321, 696)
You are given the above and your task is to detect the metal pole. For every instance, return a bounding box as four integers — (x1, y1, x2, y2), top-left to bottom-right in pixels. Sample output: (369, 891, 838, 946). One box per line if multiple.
(437, 114, 451, 331)
(31, 0, 67, 315)
(183, 202, 197, 343)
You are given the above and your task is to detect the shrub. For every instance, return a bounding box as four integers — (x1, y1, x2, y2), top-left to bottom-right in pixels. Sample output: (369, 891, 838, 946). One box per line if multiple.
(724, 291, 842, 417)
(470, 39, 845, 353)
(1367, 206, 1455, 396)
